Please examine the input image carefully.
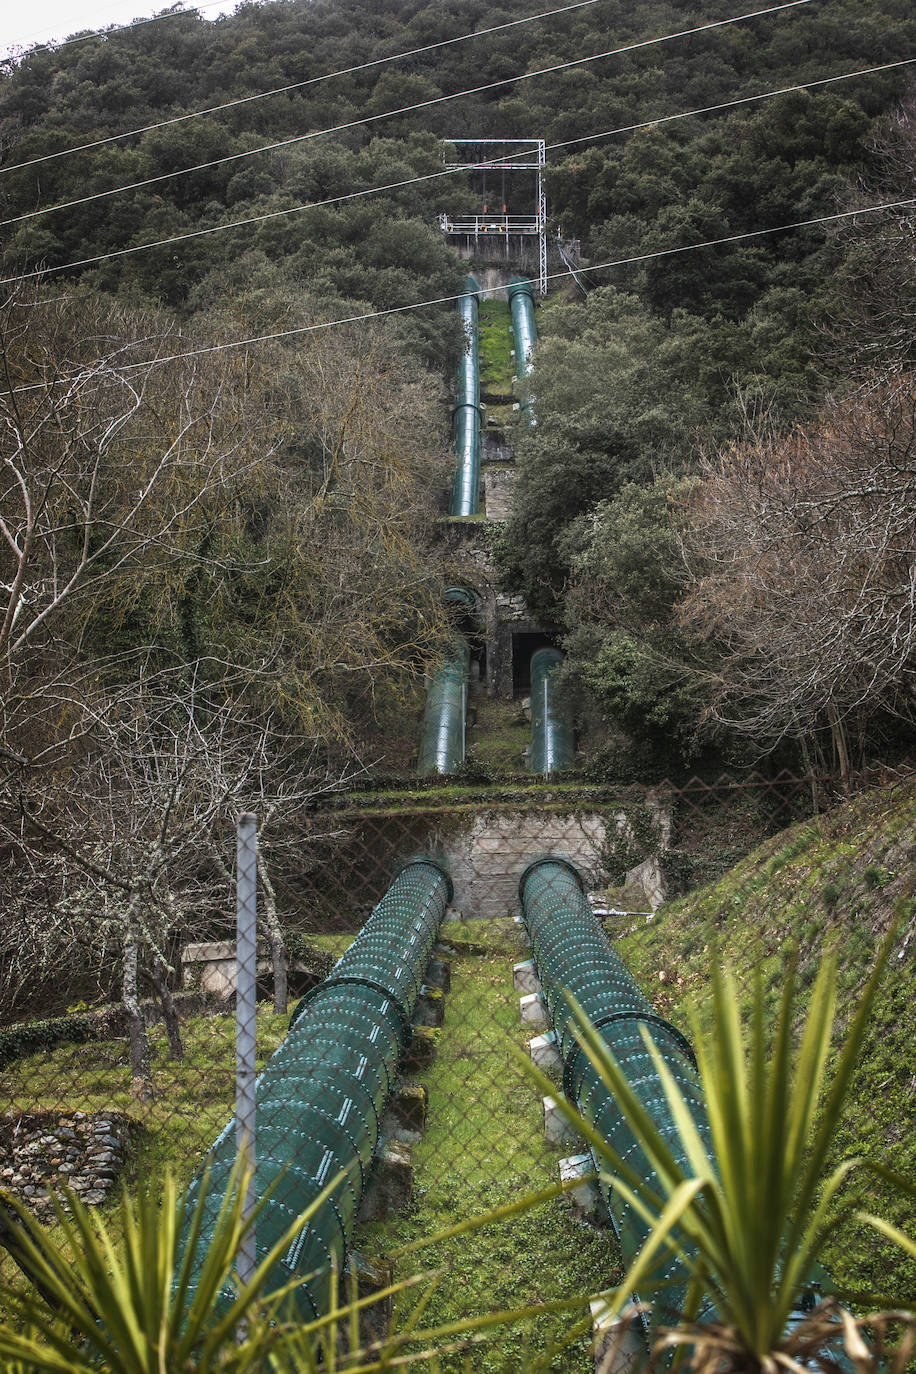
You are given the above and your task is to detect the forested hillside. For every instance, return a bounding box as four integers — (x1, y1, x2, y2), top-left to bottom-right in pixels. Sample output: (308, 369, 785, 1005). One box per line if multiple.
(3, 0, 913, 776)
(1, 0, 914, 1014)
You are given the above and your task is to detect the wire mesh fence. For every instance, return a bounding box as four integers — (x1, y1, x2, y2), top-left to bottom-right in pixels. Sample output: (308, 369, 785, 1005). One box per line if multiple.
(0, 767, 897, 1367)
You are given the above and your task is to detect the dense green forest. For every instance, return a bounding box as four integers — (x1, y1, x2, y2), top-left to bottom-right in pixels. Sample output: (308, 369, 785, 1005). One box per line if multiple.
(1, 0, 914, 1013)
(2, 0, 913, 771)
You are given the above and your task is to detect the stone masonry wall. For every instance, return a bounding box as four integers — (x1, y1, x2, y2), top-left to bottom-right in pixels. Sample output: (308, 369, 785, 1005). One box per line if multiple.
(439, 810, 624, 920)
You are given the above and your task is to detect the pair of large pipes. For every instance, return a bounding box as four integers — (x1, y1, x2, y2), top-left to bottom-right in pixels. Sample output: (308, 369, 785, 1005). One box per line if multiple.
(418, 637, 573, 777)
(433, 275, 566, 776)
(448, 272, 537, 519)
(179, 858, 453, 1320)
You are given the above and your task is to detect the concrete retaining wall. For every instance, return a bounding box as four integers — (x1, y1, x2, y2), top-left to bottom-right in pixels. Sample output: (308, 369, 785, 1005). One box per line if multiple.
(439, 811, 616, 919)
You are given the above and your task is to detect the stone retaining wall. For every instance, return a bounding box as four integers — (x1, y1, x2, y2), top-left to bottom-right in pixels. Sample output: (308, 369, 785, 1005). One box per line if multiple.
(0, 1110, 138, 1219)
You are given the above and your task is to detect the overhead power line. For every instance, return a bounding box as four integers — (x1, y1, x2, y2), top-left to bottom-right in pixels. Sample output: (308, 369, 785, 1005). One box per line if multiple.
(6, 196, 913, 394)
(1, 0, 604, 175)
(2, 56, 911, 289)
(0, 0, 811, 230)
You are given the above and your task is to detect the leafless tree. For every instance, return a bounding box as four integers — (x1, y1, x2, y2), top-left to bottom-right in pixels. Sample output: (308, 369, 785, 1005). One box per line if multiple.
(678, 372, 916, 778)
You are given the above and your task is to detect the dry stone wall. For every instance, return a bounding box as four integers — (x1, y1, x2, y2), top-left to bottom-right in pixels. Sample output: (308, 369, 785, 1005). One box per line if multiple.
(0, 1110, 137, 1218)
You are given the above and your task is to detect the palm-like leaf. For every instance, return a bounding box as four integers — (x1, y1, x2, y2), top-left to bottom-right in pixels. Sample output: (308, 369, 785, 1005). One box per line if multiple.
(523, 922, 914, 1365)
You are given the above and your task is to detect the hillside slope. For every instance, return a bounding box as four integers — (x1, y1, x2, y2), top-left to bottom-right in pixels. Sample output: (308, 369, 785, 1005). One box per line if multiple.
(614, 774, 916, 1305)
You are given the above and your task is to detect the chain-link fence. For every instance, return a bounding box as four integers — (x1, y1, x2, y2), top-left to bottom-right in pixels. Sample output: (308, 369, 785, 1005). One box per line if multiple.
(0, 768, 892, 1367)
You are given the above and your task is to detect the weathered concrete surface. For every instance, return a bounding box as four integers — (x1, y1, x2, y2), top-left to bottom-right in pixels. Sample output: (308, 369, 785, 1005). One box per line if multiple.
(513, 959, 541, 995)
(590, 1302, 646, 1374)
(439, 811, 614, 920)
(483, 466, 518, 521)
(358, 1140, 413, 1221)
(528, 1030, 562, 1072)
(543, 1094, 577, 1146)
(559, 1153, 602, 1218)
(520, 992, 548, 1029)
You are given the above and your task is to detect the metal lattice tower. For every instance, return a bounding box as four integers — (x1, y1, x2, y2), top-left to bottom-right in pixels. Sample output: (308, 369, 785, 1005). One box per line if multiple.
(438, 138, 547, 296)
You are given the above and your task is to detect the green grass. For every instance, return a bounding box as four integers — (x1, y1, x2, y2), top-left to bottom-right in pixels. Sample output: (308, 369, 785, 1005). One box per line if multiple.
(468, 698, 531, 774)
(612, 777, 916, 1307)
(354, 949, 618, 1371)
(0, 1008, 290, 1190)
(0, 940, 616, 1368)
(477, 299, 515, 396)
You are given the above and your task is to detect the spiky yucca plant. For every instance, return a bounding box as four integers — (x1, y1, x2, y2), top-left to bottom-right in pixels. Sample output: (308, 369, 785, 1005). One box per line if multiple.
(0, 1156, 596, 1372)
(528, 926, 916, 1374)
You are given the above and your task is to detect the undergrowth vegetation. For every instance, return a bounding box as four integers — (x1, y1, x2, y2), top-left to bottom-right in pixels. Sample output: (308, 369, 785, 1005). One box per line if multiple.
(354, 940, 616, 1372)
(614, 776, 916, 1307)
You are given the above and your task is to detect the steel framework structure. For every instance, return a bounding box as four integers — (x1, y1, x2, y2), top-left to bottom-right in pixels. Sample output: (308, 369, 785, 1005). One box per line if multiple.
(438, 138, 547, 296)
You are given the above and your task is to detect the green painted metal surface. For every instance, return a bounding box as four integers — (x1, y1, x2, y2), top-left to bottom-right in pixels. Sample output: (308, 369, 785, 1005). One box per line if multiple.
(519, 856, 838, 1340)
(417, 637, 469, 776)
(179, 858, 452, 1322)
(518, 856, 710, 1332)
(529, 647, 574, 775)
(449, 275, 482, 516)
(507, 274, 537, 423)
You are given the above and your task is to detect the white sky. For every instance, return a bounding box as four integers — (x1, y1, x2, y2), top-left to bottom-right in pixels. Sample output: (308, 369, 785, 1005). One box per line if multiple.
(2, 0, 242, 59)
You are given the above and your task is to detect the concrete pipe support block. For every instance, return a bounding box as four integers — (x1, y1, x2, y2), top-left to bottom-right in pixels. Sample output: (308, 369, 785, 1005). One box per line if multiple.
(590, 1300, 647, 1374)
(385, 1081, 428, 1136)
(543, 1094, 577, 1146)
(424, 957, 452, 993)
(358, 1140, 414, 1222)
(528, 1030, 562, 1073)
(414, 986, 445, 1027)
(520, 992, 548, 1029)
(403, 1025, 439, 1069)
(513, 959, 542, 996)
(559, 1153, 601, 1218)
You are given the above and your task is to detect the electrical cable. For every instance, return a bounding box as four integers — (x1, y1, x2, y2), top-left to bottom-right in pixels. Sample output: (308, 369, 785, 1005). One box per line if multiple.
(5, 195, 913, 394)
(0, 0, 812, 229)
(2, 55, 910, 289)
(1, 0, 605, 175)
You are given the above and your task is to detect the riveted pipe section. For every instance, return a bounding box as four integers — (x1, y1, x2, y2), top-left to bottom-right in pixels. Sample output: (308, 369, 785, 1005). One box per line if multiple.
(519, 856, 839, 1340)
(529, 647, 574, 775)
(518, 855, 709, 1333)
(179, 857, 452, 1323)
(449, 275, 482, 516)
(507, 274, 537, 424)
(417, 637, 469, 776)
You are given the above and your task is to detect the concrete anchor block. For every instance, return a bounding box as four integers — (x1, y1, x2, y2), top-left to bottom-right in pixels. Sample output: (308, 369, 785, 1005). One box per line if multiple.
(424, 957, 451, 993)
(343, 1251, 393, 1347)
(529, 1030, 562, 1072)
(511, 914, 531, 950)
(590, 1300, 646, 1374)
(513, 958, 542, 996)
(543, 1094, 577, 1146)
(383, 1081, 428, 1139)
(357, 1140, 413, 1222)
(403, 1025, 439, 1069)
(559, 1153, 601, 1217)
(414, 986, 445, 1027)
(520, 992, 548, 1029)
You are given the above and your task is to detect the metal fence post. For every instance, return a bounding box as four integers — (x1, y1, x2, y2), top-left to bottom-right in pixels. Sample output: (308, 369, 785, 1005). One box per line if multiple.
(236, 812, 258, 1286)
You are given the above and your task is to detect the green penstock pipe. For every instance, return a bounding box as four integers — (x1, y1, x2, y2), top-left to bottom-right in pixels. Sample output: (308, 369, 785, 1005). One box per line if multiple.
(178, 858, 452, 1322)
(507, 274, 537, 423)
(450, 275, 482, 515)
(417, 637, 470, 776)
(529, 647, 574, 774)
(518, 856, 842, 1344)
